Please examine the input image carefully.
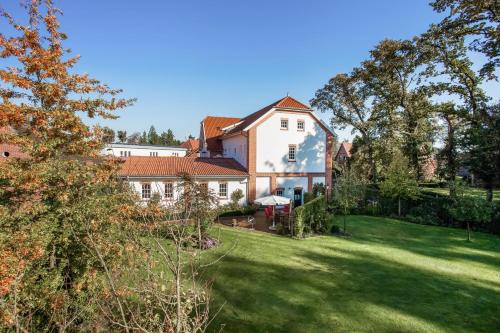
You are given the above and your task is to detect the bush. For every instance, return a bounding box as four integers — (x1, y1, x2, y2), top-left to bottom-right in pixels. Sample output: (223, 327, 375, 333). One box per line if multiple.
(218, 205, 256, 217)
(294, 196, 328, 238)
(303, 192, 315, 204)
(330, 224, 341, 234)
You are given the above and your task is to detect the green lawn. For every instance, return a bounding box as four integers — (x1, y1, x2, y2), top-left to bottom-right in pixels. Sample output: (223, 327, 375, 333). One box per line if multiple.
(200, 216, 500, 333)
(421, 187, 500, 202)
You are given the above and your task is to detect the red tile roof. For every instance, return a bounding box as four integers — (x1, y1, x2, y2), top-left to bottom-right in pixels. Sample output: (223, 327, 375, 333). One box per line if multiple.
(180, 138, 200, 151)
(118, 156, 248, 177)
(223, 96, 311, 136)
(202, 116, 241, 154)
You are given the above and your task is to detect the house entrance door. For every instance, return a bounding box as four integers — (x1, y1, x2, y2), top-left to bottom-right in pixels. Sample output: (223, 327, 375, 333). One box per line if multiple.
(293, 188, 302, 206)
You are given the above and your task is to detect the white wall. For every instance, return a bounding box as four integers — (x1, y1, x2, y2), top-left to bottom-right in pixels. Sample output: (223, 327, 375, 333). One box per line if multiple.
(222, 134, 247, 168)
(276, 176, 308, 203)
(312, 176, 326, 185)
(102, 144, 187, 157)
(127, 177, 247, 206)
(255, 111, 326, 173)
(256, 176, 270, 198)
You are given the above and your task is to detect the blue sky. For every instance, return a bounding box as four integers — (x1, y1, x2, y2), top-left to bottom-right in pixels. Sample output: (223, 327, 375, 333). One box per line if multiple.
(3, 1, 447, 141)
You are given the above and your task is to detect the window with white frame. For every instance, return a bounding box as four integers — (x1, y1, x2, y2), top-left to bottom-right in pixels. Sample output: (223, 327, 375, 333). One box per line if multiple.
(280, 118, 288, 130)
(149, 151, 158, 156)
(172, 152, 179, 157)
(164, 182, 173, 199)
(218, 182, 228, 198)
(288, 145, 296, 161)
(276, 188, 284, 196)
(297, 120, 305, 131)
(120, 150, 131, 157)
(141, 183, 151, 199)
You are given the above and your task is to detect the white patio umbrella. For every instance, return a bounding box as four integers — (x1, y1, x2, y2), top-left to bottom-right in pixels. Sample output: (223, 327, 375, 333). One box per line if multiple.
(254, 195, 291, 230)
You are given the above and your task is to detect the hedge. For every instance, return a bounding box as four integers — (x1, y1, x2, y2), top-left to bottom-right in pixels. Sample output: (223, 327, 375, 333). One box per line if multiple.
(218, 205, 257, 218)
(293, 196, 328, 238)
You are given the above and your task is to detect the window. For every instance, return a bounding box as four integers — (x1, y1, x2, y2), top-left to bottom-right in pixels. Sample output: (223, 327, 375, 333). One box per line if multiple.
(219, 182, 228, 198)
(172, 152, 179, 157)
(288, 145, 296, 161)
(280, 118, 288, 130)
(297, 120, 305, 131)
(149, 151, 158, 157)
(120, 150, 131, 157)
(141, 183, 151, 200)
(199, 183, 208, 193)
(276, 188, 284, 196)
(164, 183, 173, 199)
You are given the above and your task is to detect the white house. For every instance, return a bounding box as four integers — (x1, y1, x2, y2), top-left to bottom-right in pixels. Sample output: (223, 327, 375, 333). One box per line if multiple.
(199, 96, 334, 205)
(117, 96, 334, 206)
(118, 156, 248, 205)
(102, 143, 187, 157)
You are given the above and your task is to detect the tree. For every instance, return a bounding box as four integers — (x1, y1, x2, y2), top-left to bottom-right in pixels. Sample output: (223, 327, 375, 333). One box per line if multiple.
(230, 188, 245, 209)
(361, 39, 436, 180)
(333, 167, 365, 233)
(448, 183, 494, 241)
(430, 0, 499, 79)
(117, 130, 127, 143)
(126, 131, 141, 144)
(147, 125, 159, 145)
(0, 1, 136, 330)
(311, 71, 381, 182)
(140, 130, 148, 144)
(379, 151, 420, 217)
(102, 126, 115, 143)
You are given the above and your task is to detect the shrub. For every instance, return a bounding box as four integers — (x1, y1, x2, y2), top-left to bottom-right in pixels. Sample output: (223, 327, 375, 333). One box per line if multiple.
(448, 196, 494, 241)
(303, 192, 315, 204)
(218, 205, 256, 217)
(330, 224, 341, 234)
(293, 196, 327, 238)
(230, 189, 244, 208)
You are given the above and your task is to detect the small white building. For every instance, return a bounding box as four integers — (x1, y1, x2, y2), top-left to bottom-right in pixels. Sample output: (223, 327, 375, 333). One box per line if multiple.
(102, 143, 187, 157)
(118, 156, 248, 206)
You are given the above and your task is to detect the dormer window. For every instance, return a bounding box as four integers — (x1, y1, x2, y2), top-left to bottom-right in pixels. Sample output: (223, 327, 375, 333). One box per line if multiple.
(280, 118, 288, 130)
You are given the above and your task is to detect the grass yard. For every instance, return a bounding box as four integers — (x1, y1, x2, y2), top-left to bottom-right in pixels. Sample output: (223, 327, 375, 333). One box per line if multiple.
(200, 216, 500, 333)
(421, 187, 500, 202)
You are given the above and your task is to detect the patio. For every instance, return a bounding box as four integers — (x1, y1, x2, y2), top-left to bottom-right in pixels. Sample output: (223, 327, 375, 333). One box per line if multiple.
(216, 209, 293, 235)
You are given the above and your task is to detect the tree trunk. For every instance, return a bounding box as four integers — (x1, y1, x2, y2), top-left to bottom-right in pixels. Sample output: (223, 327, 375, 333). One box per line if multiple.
(398, 198, 401, 217)
(367, 141, 377, 183)
(175, 244, 182, 333)
(466, 222, 471, 242)
(343, 208, 347, 233)
(486, 181, 493, 202)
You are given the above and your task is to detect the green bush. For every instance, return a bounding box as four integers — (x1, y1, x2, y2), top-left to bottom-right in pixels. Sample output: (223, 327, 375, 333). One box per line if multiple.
(303, 192, 315, 204)
(293, 196, 328, 238)
(218, 205, 256, 217)
(330, 224, 340, 234)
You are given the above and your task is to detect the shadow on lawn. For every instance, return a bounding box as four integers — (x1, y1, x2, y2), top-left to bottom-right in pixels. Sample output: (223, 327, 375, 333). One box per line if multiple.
(341, 216, 500, 270)
(203, 227, 500, 332)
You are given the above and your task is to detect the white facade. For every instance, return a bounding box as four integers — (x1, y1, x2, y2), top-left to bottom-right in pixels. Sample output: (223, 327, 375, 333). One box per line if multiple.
(276, 176, 309, 202)
(255, 112, 326, 173)
(222, 134, 247, 167)
(255, 176, 270, 198)
(102, 143, 187, 157)
(127, 177, 247, 206)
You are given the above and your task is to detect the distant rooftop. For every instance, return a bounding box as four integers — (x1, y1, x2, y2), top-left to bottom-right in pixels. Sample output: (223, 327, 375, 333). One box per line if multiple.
(107, 143, 187, 150)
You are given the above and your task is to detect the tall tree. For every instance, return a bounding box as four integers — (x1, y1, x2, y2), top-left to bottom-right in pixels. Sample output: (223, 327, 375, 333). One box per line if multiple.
(126, 131, 141, 144)
(311, 71, 381, 182)
(147, 125, 159, 144)
(0, 1, 136, 330)
(333, 166, 365, 233)
(361, 39, 436, 180)
(140, 130, 147, 144)
(117, 130, 127, 143)
(430, 0, 499, 79)
(102, 126, 115, 143)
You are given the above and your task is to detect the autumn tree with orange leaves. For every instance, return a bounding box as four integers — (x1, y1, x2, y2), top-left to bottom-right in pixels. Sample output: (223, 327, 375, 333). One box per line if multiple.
(0, 1, 138, 331)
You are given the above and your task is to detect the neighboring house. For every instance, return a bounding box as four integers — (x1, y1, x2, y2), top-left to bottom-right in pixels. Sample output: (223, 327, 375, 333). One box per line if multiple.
(198, 96, 335, 205)
(180, 138, 200, 157)
(119, 156, 248, 205)
(101, 143, 187, 157)
(335, 142, 352, 163)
